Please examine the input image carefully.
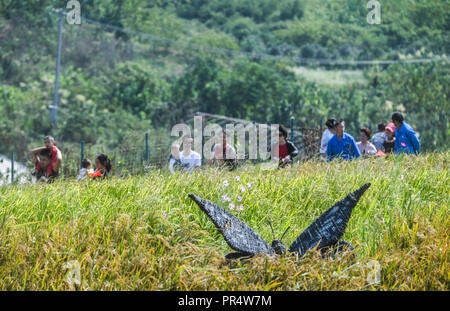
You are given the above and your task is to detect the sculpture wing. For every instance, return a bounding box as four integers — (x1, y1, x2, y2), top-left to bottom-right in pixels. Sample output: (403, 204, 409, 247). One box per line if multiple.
(288, 183, 371, 257)
(189, 194, 274, 256)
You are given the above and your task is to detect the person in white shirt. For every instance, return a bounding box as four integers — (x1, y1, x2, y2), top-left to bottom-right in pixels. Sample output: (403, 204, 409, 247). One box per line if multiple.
(356, 128, 377, 156)
(179, 136, 201, 173)
(77, 158, 94, 181)
(320, 118, 337, 157)
(371, 123, 387, 151)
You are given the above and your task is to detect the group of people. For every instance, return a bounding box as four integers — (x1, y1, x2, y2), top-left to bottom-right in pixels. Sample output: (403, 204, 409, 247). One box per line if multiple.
(168, 125, 299, 174)
(320, 112, 420, 161)
(30, 136, 112, 183)
(168, 133, 240, 174)
(76, 154, 112, 181)
(30, 111, 421, 181)
(169, 111, 421, 174)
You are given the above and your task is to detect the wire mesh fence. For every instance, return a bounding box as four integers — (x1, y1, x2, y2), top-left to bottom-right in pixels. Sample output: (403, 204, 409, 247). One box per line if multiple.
(56, 131, 173, 178)
(1, 116, 324, 185)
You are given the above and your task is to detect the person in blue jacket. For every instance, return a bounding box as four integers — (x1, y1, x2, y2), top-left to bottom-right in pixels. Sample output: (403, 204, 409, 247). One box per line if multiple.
(326, 119, 361, 161)
(391, 112, 420, 155)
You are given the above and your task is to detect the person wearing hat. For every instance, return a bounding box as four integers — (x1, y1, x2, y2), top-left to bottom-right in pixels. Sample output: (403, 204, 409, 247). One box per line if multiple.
(391, 112, 420, 155)
(383, 123, 396, 153)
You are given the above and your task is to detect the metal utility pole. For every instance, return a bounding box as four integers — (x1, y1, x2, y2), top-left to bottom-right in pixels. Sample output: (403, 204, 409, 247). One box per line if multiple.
(80, 141, 85, 168)
(50, 11, 64, 131)
(145, 133, 150, 164)
(290, 117, 295, 142)
(11, 152, 14, 184)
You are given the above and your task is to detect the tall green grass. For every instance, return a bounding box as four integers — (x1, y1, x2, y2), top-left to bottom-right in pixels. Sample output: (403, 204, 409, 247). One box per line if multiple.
(0, 153, 448, 290)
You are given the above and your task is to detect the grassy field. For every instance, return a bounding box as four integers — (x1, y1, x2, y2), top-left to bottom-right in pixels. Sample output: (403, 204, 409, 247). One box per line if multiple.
(0, 153, 448, 290)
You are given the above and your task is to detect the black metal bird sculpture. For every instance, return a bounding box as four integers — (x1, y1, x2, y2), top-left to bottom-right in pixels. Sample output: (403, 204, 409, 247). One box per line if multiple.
(188, 183, 370, 260)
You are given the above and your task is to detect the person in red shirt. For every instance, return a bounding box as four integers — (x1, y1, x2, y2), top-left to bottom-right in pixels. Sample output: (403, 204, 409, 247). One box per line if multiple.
(30, 136, 62, 179)
(271, 125, 299, 168)
(31, 148, 59, 182)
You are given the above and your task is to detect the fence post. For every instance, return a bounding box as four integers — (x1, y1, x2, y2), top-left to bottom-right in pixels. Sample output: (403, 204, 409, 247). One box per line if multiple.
(11, 152, 14, 184)
(145, 133, 150, 164)
(80, 141, 85, 168)
(290, 117, 295, 142)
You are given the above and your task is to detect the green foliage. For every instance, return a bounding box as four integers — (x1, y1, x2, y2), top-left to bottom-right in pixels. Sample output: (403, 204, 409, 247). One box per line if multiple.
(0, 84, 52, 157)
(379, 63, 450, 150)
(169, 0, 449, 59)
(105, 62, 170, 117)
(0, 0, 448, 159)
(167, 56, 448, 151)
(223, 16, 259, 42)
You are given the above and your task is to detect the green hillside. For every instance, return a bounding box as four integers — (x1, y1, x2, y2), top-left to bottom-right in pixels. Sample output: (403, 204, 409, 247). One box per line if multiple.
(0, 1, 449, 164)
